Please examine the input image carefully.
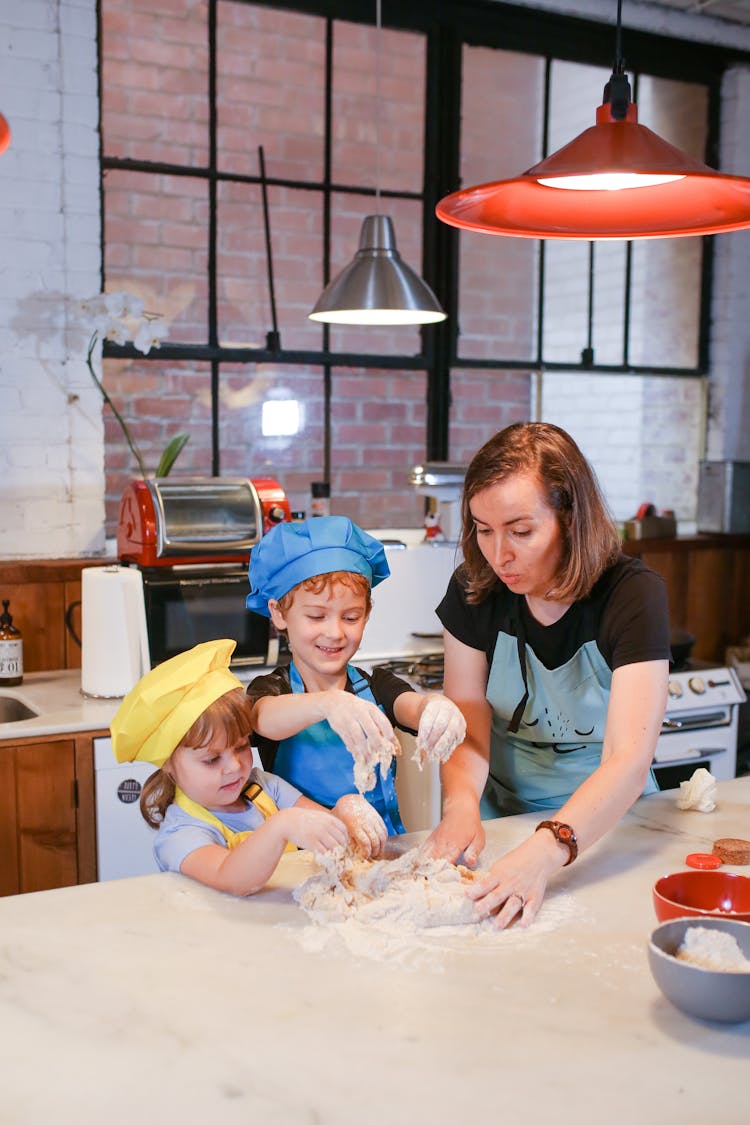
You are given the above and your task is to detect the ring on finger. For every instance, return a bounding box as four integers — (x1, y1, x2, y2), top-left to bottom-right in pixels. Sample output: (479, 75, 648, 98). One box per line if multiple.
(508, 892, 526, 909)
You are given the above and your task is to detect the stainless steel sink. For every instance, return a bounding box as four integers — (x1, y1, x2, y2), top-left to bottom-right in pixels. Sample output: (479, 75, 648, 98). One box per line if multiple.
(0, 696, 39, 722)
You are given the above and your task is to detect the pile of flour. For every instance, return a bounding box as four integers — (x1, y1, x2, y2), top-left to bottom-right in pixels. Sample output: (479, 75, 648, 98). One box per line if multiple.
(294, 846, 480, 929)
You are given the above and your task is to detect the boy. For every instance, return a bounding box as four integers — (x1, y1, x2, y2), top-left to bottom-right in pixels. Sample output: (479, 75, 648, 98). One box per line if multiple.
(246, 516, 465, 838)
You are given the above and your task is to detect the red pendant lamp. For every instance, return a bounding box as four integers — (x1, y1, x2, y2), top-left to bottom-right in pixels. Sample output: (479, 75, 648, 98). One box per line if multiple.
(0, 114, 10, 155)
(436, 1, 750, 241)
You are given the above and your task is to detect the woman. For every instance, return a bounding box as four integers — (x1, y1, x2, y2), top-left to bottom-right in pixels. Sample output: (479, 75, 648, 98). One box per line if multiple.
(426, 423, 670, 929)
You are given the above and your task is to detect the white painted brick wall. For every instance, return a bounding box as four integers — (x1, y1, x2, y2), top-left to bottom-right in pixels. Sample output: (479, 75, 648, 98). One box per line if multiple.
(0, 0, 104, 559)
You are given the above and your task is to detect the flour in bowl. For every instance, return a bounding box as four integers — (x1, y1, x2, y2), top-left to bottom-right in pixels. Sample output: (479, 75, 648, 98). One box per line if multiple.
(675, 926, 750, 972)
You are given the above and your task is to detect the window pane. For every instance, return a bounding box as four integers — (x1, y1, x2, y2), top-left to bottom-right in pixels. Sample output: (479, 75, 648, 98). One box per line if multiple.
(629, 76, 707, 369)
(100, 0, 209, 165)
(458, 46, 543, 362)
(332, 21, 425, 194)
(103, 170, 209, 344)
(448, 368, 531, 465)
(216, 2, 326, 181)
(330, 367, 427, 529)
(102, 359, 213, 533)
(217, 182, 323, 352)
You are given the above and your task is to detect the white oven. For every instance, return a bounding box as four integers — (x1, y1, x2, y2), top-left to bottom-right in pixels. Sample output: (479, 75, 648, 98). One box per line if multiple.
(652, 665, 746, 788)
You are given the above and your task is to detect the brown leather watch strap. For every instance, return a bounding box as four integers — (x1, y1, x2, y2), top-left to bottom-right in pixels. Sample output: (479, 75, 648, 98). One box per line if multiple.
(535, 820, 578, 866)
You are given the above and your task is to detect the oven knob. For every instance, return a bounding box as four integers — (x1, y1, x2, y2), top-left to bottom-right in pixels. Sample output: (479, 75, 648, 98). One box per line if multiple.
(267, 505, 287, 524)
(668, 679, 683, 699)
(688, 675, 706, 695)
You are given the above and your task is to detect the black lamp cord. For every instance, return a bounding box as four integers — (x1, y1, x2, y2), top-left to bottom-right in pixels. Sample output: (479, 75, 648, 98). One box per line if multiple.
(603, 0, 632, 121)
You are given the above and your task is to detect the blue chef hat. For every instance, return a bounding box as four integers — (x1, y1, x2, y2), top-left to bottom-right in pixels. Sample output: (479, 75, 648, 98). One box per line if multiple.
(246, 515, 390, 617)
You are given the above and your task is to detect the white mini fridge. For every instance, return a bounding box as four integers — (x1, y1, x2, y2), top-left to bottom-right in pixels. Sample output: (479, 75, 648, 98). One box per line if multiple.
(94, 736, 161, 880)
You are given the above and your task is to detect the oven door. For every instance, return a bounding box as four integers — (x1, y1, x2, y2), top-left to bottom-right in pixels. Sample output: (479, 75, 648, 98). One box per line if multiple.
(142, 566, 277, 669)
(652, 706, 738, 787)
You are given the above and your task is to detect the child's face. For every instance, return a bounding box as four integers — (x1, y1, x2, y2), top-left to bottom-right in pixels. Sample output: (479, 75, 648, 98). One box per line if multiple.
(169, 733, 254, 812)
(269, 578, 369, 687)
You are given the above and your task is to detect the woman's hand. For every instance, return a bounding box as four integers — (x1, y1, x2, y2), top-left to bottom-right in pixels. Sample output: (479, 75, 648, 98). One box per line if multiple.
(422, 790, 485, 868)
(415, 695, 467, 766)
(280, 807, 350, 854)
(332, 794, 388, 858)
(466, 830, 567, 929)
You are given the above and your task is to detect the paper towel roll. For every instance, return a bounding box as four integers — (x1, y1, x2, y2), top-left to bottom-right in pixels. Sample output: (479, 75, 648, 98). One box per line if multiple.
(81, 565, 151, 698)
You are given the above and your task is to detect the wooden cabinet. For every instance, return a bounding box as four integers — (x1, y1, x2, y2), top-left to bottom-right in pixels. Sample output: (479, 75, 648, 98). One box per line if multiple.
(0, 557, 99, 673)
(623, 534, 750, 664)
(0, 732, 98, 897)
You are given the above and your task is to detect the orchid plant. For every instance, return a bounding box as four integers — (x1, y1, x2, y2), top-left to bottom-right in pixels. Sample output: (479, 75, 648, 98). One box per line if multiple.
(80, 291, 189, 478)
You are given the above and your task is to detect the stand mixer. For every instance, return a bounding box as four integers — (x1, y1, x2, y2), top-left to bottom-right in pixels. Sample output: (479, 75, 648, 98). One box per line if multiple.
(409, 463, 467, 543)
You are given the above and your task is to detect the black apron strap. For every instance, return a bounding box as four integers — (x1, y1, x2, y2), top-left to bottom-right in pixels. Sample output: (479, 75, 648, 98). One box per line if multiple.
(508, 601, 529, 734)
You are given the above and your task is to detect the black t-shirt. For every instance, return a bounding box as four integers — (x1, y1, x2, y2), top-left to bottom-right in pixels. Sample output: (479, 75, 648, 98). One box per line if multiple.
(246, 664, 414, 773)
(436, 554, 670, 672)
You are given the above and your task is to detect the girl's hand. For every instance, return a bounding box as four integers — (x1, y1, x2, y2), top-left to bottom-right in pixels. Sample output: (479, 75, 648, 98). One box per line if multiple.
(282, 807, 349, 854)
(333, 794, 388, 858)
(415, 695, 466, 765)
(466, 831, 568, 929)
(422, 792, 485, 868)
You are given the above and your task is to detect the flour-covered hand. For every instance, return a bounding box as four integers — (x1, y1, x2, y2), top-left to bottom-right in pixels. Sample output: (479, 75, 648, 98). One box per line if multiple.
(333, 794, 388, 858)
(415, 695, 466, 766)
(284, 808, 349, 854)
(323, 690, 400, 793)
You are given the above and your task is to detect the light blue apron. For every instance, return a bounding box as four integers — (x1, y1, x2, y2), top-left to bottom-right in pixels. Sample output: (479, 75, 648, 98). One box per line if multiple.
(482, 603, 657, 817)
(274, 662, 405, 835)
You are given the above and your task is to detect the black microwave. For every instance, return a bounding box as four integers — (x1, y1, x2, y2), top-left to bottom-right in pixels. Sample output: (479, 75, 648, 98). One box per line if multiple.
(141, 565, 287, 669)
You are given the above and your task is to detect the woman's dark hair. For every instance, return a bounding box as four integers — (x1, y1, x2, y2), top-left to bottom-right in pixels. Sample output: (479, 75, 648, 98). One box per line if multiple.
(140, 686, 254, 828)
(459, 422, 620, 604)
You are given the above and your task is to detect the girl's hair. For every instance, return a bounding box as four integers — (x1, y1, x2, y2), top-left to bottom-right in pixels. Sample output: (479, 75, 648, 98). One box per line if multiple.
(140, 686, 254, 828)
(459, 422, 620, 604)
(276, 570, 372, 615)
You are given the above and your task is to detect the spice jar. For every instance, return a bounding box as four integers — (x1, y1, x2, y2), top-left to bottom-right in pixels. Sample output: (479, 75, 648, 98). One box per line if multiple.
(0, 599, 23, 685)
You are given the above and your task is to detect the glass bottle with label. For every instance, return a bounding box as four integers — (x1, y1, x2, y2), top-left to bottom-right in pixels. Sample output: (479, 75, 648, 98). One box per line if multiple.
(0, 600, 23, 685)
(310, 481, 331, 517)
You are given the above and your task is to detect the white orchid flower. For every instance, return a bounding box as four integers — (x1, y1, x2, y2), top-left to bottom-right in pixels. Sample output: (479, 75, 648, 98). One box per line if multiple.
(133, 316, 169, 354)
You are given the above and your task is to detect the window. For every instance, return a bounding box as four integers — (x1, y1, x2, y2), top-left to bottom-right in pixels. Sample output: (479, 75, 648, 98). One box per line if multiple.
(99, 0, 723, 534)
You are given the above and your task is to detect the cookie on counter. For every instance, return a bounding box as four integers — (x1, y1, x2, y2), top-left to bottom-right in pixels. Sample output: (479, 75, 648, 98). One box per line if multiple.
(712, 837, 750, 865)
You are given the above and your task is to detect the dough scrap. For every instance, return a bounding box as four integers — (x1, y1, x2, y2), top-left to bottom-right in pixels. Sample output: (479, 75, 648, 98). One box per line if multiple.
(294, 846, 479, 929)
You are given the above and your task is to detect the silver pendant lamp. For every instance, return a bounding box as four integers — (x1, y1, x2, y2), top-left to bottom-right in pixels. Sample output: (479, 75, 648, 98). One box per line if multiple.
(308, 0, 446, 326)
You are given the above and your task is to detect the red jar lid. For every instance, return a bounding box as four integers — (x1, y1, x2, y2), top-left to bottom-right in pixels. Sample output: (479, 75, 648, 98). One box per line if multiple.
(685, 852, 723, 870)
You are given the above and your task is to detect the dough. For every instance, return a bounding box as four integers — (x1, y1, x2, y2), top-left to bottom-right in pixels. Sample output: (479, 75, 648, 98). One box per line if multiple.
(294, 846, 480, 929)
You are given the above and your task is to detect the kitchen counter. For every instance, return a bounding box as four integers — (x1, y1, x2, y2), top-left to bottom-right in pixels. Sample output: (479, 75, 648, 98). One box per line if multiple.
(0, 779, 749, 1124)
(0, 669, 117, 740)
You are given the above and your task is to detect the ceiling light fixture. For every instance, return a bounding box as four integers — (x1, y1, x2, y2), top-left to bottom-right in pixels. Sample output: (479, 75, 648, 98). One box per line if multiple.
(309, 0, 446, 324)
(436, 0, 750, 241)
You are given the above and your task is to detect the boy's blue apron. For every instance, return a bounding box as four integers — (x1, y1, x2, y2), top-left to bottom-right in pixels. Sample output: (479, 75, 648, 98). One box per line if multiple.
(274, 661, 405, 835)
(481, 600, 657, 818)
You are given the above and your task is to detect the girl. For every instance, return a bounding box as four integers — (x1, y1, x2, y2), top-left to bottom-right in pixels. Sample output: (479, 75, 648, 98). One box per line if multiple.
(110, 638, 386, 896)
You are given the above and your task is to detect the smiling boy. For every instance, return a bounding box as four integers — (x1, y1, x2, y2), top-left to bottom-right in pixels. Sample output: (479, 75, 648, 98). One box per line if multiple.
(245, 516, 465, 840)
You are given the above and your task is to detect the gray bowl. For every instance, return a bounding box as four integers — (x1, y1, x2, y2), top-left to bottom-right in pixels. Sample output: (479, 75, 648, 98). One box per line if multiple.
(648, 917, 750, 1024)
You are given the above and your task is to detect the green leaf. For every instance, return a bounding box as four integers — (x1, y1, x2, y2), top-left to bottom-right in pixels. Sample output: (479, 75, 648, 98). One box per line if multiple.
(156, 433, 190, 477)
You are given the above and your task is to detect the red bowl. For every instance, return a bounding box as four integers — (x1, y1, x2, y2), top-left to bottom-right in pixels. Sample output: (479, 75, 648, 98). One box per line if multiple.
(653, 870, 750, 923)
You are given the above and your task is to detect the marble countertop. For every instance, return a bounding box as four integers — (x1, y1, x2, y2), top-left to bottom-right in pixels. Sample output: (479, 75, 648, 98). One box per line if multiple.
(0, 779, 749, 1123)
(0, 669, 118, 740)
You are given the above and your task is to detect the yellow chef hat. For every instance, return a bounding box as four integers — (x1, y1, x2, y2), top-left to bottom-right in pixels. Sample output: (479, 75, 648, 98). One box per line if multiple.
(110, 638, 242, 768)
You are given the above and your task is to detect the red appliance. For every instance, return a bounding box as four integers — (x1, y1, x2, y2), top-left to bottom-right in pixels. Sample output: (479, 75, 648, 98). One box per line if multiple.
(117, 477, 290, 567)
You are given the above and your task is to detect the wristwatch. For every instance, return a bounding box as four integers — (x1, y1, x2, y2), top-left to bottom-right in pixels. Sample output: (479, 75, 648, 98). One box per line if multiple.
(535, 820, 578, 866)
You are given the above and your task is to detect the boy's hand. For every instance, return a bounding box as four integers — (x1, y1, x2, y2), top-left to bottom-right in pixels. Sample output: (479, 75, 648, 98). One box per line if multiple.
(333, 794, 388, 858)
(415, 695, 467, 766)
(284, 808, 349, 854)
(324, 691, 399, 757)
